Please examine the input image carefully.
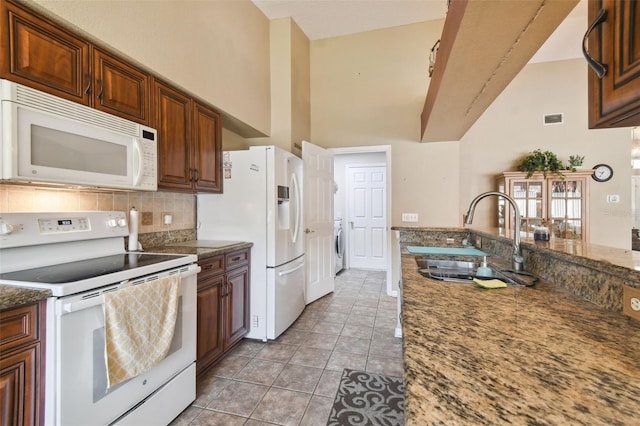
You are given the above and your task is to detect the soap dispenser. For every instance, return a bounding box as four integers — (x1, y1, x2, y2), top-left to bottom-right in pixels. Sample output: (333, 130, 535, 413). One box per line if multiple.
(476, 256, 493, 278)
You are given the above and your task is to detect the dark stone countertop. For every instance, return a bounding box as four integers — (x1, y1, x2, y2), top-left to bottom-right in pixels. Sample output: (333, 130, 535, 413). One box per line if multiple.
(146, 240, 253, 260)
(0, 285, 51, 311)
(401, 254, 640, 425)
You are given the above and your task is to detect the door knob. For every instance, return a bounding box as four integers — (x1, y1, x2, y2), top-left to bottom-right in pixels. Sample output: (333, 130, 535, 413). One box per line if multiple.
(304, 228, 315, 234)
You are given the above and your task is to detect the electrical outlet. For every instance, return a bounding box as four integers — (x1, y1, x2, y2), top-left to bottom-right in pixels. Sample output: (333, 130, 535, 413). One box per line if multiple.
(623, 285, 640, 321)
(402, 213, 418, 222)
(606, 194, 620, 203)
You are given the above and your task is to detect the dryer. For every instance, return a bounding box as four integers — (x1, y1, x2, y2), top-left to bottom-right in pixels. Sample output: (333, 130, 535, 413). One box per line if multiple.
(334, 218, 345, 274)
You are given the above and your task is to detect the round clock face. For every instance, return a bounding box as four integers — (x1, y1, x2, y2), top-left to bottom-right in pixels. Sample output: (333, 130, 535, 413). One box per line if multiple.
(592, 164, 613, 182)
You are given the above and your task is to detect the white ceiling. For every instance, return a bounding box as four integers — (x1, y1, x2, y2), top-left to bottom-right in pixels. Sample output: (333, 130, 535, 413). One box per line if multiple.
(252, 0, 588, 62)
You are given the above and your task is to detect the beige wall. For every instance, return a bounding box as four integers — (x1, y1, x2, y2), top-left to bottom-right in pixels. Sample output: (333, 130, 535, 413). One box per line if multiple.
(310, 21, 461, 227)
(460, 59, 631, 249)
(251, 17, 310, 155)
(310, 21, 631, 249)
(31, 0, 271, 136)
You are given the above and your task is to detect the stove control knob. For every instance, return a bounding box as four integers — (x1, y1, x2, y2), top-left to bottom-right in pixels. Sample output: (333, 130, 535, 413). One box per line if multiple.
(0, 222, 14, 235)
(107, 219, 118, 228)
(117, 218, 127, 227)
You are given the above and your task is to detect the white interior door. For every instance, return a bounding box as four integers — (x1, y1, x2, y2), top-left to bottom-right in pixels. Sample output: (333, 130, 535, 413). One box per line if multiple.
(302, 140, 335, 303)
(347, 165, 387, 270)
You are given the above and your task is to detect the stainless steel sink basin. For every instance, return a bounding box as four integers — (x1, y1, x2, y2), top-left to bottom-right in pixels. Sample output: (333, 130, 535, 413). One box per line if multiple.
(415, 257, 537, 286)
(417, 259, 482, 284)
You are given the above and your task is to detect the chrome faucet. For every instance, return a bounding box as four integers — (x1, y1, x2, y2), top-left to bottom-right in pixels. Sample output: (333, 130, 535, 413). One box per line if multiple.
(464, 191, 524, 272)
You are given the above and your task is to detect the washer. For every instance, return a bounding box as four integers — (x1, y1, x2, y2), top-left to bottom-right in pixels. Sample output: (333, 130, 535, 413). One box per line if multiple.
(334, 218, 345, 274)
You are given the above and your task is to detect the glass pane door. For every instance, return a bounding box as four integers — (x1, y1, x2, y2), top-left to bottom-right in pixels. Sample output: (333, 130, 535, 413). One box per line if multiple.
(549, 179, 583, 240)
(511, 180, 543, 235)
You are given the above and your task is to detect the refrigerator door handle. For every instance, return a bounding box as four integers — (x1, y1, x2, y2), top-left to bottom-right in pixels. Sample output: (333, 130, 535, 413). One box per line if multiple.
(278, 262, 305, 276)
(291, 172, 301, 243)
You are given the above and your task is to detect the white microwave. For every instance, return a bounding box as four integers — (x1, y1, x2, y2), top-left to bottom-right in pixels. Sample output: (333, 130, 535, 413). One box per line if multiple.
(0, 79, 157, 191)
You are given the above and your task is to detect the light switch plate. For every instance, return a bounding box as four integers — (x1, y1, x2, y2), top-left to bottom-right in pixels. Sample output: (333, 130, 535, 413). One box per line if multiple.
(402, 213, 418, 222)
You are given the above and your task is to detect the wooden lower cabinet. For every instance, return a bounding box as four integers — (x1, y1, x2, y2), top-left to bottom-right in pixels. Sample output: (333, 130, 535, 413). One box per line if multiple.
(196, 249, 250, 375)
(0, 300, 46, 426)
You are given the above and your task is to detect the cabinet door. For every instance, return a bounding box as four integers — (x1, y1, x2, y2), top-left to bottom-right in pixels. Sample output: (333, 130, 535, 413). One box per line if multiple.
(153, 80, 193, 190)
(196, 275, 224, 375)
(193, 102, 223, 193)
(588, 0, 640, 128)
(92, 48, 149, 125)
(0, 344, 39, 426)
(224, 265, 250, 348)
(0, 0, 90, 103)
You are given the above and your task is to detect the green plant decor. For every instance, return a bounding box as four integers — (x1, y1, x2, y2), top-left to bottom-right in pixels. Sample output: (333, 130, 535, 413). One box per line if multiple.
(568, 155, 585, 171)
(517, 149, 565, 178)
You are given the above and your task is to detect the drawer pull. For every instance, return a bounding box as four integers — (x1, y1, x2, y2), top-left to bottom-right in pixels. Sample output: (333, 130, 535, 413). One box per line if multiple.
(231, 256, 242, 262)
(202, 264, 214, 270)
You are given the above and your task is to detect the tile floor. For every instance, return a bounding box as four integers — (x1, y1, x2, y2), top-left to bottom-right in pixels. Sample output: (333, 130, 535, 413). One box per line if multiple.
(170, 269, 403, 426)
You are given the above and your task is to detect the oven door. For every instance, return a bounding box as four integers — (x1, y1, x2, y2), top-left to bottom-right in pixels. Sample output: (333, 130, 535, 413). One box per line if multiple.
(51, 265, 198, 426)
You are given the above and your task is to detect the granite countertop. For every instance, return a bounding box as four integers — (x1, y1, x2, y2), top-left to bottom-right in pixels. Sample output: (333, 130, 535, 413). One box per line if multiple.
(394, 225, 640, 272)
(401, 254, 640, 425)
(146, 240, 253, 260)
(0, 285, 50, 311)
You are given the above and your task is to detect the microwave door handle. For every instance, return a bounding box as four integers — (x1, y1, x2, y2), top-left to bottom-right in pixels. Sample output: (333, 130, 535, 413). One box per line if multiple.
(133, 138, 143, 187)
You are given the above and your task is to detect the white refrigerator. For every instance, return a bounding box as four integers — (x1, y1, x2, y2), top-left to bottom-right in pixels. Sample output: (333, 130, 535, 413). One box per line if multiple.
(197, 146, 305, 341)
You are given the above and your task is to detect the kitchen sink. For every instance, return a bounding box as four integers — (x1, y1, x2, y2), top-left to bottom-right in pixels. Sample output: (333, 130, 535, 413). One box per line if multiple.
(416, 257, 538, 286)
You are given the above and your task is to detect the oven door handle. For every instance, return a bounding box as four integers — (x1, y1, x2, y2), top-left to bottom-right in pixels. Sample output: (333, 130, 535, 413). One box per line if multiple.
(62, 295, 107, 313)
(61, 265, 200, 314)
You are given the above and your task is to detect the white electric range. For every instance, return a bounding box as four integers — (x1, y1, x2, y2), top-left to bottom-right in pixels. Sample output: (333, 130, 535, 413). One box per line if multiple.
(0, 211, 200, 426)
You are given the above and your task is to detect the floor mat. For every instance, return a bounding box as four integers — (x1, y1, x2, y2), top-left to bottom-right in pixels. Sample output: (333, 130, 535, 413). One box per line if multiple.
(327, 369, 404, 426)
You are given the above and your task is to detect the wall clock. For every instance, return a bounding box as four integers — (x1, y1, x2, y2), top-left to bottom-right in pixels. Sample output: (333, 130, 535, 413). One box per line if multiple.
(592, 164, 613, 182)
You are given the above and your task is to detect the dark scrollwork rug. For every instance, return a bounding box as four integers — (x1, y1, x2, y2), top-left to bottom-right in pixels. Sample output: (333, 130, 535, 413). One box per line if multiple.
(327, 369, 405, 426)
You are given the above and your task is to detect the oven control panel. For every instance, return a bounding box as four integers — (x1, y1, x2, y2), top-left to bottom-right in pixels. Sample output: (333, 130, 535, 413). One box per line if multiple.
(38, 217, 91, 234)
(0, 211, 129, 248)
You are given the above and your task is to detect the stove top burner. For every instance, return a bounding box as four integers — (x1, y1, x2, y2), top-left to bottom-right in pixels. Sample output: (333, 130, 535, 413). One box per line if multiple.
(0, 253, 184, 284)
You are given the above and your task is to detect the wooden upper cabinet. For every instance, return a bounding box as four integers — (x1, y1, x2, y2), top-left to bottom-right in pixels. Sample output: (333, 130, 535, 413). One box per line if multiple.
(193, 102, 222, 192)
(154, 78, 222, 193)
(92, 48, 149, 125)
(587, 0, 640, 128)
(1, 0, 150, 125)
(1, 0, 90, 103)
(153, 79, 193, 190)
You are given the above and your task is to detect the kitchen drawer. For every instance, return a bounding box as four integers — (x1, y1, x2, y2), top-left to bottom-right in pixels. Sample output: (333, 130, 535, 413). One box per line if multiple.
(0, 303, 39, 352)
(226, 249, 249, 270)
(198, 255, 224, 282)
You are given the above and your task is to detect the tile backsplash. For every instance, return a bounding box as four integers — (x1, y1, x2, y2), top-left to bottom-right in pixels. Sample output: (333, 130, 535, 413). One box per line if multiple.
(0, 185, 196, 233)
